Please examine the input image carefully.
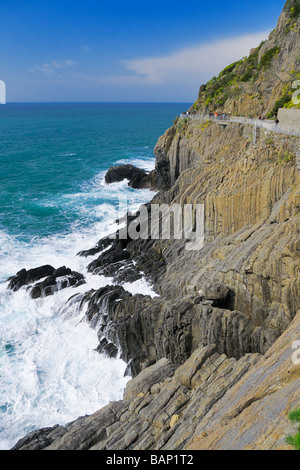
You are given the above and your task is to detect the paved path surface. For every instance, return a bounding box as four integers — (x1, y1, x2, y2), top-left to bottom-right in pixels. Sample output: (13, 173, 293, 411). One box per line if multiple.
(180, 113, 300, 139)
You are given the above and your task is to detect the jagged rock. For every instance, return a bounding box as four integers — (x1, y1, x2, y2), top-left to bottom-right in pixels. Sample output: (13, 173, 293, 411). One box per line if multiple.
(98, 260, 143, 284)
(7, 265, 85, 298)
(96, 338, 119, 359)
(29, 266, 85, 299)
(10, 2, 300, 451)
(77, 236, 113, 257)
(153, 127, 174, 190)
(12, 311, 300, 450)
(123, 357, 176, 400)
(7, 265, 55, 291)
(10, 344, 262, 450)
(105, 164, 154, 189)
(81, 285, 133, 362)
(198, 282, 230, 308)
(87, 248, 131, 274)
(192, 1, 300, 118)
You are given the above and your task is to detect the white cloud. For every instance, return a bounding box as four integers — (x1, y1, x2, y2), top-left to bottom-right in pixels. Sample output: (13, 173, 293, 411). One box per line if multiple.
(29, 60, 77, 76)
(119, 31, 269, 86)
(25, 31, 271, 101)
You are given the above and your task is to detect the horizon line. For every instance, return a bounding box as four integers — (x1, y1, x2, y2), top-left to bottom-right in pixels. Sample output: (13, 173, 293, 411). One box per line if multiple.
(3, 101, 193, 105)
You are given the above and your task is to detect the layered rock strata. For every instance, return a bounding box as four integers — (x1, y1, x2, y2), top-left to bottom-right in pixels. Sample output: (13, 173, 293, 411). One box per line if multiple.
(12, 310, 300, 451)
(11, 117, 300, 450)
(9, 1, 300, 450)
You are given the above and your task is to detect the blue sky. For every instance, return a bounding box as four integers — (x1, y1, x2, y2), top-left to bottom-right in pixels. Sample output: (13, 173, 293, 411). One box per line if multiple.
(0, 0, 286, 102)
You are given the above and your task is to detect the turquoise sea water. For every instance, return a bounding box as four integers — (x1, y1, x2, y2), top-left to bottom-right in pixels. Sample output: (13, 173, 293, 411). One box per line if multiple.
(0, 103, 189, 243)
(0, 103, 190, 449)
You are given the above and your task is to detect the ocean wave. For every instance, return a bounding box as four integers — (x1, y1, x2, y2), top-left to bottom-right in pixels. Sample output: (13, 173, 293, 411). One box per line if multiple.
(0, 160, 156, 449)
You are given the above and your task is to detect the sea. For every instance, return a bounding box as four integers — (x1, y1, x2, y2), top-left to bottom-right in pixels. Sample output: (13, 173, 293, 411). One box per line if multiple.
(0, 102, 191, 449)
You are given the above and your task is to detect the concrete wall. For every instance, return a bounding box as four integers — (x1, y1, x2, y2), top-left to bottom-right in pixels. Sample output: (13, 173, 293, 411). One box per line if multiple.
(278, 108, 300, 129)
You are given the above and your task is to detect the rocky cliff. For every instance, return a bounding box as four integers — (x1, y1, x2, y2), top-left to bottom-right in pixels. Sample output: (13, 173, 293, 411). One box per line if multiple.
(191, 0, 300, 118)
(12, 0, 300, 451)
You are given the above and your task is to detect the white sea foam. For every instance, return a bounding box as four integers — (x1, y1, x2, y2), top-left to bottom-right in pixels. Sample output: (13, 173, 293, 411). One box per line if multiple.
(0, 166, 157, 450)
(121, 278, 159, 298)
(116, 157, 155, 173)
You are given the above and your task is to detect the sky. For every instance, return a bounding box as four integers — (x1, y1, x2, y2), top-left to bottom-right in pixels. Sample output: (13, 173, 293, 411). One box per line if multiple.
(0, 0, 287, 102)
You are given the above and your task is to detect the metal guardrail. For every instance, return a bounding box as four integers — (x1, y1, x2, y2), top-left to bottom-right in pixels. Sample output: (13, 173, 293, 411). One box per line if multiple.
(179, 113, 300, 138)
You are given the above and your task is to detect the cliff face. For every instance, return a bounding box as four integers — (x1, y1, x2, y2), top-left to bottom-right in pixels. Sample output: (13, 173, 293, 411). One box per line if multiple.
(13, 313, 300, 451)
(13, 118, 300, 451)
(12, 0, 300, 451)
(192, 0, 300, 118)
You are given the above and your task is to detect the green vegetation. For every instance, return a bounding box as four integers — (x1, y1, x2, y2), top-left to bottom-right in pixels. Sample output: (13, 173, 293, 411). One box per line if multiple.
(282, 71, 300, 109)
(265, 137, 274, 146)
(176, 118, 189, 133)
(284, 0, 300, 16)
(284, 1, 300, 33)
(190, 3, 298, 116)
(258, 47, 280, 70)
(286, 408, 300, 450)
(240, 68, 254, 82)
(278, 150, 295, 165)
(266, 72, 300, 117)
(193, 40, 271, 112)
(266, 84, 293, 118)
(290, 3, 300, 18)
(198, 120, 212, 131)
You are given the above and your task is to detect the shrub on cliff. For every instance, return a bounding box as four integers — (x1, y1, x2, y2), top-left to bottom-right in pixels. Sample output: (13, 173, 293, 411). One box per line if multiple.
(258, 47, 280, 70)
(286, 408, 300, 450)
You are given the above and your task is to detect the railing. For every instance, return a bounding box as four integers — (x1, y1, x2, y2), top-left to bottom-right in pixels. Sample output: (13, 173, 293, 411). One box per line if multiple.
(179, 113, 300, 138)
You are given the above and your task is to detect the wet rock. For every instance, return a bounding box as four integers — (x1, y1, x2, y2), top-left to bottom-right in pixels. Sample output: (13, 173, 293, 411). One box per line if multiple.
(77, 236, 113, 257)
(11, 343, 266, 451)
(11, 6, 300, 449)
(97, 260, 143, 284)
(105, 164, 153, 189)
(87, 248, 131, 274)
(7, 265, 55, 291)
(28, 266, 85, 299)
(96, 338, 119, 359)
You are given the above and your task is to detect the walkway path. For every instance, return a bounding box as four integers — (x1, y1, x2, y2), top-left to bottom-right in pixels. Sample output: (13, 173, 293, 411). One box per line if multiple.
(180, 113, 300, 139)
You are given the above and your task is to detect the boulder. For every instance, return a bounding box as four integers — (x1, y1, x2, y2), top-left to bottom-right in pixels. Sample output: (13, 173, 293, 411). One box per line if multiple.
(28, 266, 85, 299)
(105, 164, 153, 189)
(7, 265, 55, 291)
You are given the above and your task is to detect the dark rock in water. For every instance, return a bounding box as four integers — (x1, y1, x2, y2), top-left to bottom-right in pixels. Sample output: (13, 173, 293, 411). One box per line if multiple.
(7, 265, 55, 291)
(7, 264, 85, 298)
(87, 248, 131, 274)
(96, 338, 119, 359)
(100, 261, 143, 284)
(28, 266, 85, 299)
(105, 164, 146, 184)
(80, 285, 133, 359)
(105, 164, 154, 189)
(84, 285, 131, 328)
(77, 236, 113, 258)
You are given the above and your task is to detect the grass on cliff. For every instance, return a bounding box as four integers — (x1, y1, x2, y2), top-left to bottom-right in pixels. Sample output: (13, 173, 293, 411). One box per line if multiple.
(266, 71, 300, 118)
(286, 408, 300, 450)
(191, 0, 299, 117)
(192, 40, 278, 114)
